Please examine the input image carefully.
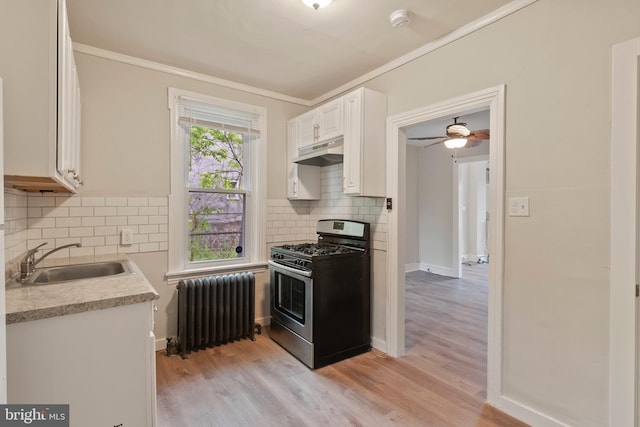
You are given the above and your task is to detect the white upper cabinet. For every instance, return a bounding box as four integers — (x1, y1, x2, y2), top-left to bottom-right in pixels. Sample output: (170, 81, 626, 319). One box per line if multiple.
(287, 119, 320, 200)
(0, 0, 82, 192)
(342, 88, 387, 197)
(286, 87, 386, 200)
(297, 97, 344, 148)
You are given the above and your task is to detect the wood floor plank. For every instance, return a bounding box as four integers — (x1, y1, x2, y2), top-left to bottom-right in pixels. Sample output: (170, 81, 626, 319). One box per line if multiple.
(156, 262, 530, 426)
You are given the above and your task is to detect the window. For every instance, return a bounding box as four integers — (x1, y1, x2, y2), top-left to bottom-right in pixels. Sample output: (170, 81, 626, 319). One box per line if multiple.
(168, 89, 266, 275)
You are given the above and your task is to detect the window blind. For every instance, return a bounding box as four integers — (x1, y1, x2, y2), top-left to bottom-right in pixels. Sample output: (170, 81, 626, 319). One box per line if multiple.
(177, 96, 260, 135)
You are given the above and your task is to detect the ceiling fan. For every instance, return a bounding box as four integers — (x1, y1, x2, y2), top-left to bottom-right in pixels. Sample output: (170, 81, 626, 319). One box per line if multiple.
(408, 117, 489, 149)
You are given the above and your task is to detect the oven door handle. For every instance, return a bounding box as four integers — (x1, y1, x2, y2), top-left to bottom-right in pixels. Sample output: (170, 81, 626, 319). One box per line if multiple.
(268, 260, 313, 278)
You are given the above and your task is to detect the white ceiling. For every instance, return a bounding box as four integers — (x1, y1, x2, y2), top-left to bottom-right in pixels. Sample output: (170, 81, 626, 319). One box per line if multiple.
(66, 0, 513, 101)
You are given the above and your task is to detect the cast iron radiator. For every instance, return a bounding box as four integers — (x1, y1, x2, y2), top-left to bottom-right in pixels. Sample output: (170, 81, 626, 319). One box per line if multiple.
(176, 272, 256, 358)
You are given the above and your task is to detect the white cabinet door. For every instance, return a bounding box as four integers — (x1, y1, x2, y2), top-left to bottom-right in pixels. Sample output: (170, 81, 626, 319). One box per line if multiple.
(7, 302, 156, 426)
(342, 88, 387, 197)
(57, 0, 81, 189)
(1, 0, 81, 193)
(297, 98, 344, 149)
(287, 118, 320, 200)
(297, 110, 317, 149)
(343, 90, 363, 195)
(316, 97, 343, 141)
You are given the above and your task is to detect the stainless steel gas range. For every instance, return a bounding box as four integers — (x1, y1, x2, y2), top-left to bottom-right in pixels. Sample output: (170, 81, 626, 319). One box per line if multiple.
(268, 219, 371, 369)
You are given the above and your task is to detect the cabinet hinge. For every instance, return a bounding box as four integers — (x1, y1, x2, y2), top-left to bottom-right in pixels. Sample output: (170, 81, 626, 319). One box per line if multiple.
(636, 284, 639, 298)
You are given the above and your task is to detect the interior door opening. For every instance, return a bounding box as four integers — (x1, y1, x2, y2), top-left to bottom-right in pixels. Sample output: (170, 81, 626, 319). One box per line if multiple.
(402, 109, 491, 398)
(386, 85, 506, 407)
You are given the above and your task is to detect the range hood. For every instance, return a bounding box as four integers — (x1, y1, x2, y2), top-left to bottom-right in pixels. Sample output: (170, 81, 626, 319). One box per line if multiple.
(293, 138, 343, 166)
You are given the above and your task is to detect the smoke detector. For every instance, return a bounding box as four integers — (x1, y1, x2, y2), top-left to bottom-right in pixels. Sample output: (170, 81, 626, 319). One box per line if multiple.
(390, 9, 411, 28)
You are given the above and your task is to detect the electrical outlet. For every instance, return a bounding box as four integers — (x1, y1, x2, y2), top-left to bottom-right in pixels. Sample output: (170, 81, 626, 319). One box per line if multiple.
(508, 197, 529, 217)
(121, 228, 133, 245)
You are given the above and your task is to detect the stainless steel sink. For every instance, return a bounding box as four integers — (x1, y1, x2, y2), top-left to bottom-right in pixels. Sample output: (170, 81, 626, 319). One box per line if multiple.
(21, 261, 133, 285)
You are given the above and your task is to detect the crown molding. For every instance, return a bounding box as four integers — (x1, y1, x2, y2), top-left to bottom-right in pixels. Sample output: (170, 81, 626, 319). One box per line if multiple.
(72, 43, 313, 107)
(73, 0, 538, 107)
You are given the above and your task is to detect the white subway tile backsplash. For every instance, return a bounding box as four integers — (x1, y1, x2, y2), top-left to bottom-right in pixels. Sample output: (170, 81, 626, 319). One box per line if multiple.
(69, 227, 94, 238)
(5, 192, 170, 280)
(149, 216, 168, 225)
(94, 207, 117, 217)
(128, 216, 149, 225)
(94, 226, 117, 236)
(28, 217, 56, 229)
(106, 216, 127, 226)
(139, 225, 159, 234)
(127, 197, 148, 207)
(56, 196, 81, 207)
(69, 207, 94, 217)
(81, 197, 106, 207)
(27, 207, 42, 218)
(82, 217, 106, 227)
(28, 197, 55, 207)
(149, 197, 167, 207)
(105, 197, 127, 207)
(81, 236, 106, 247)
(27, 229, 42, 240)
(117, 206, 138, 216)
(43, 228, 70, 239)
(139, 207, 159, 216)
(55, 217, 82, 228)
(43, 207, 69, 218)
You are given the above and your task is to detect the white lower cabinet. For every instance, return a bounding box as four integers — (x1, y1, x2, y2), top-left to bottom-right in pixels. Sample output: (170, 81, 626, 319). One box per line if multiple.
(7, 302, 156, 427)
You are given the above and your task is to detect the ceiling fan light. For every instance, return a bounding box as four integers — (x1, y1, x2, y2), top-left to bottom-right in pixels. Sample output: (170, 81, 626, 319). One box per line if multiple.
(302, 0, 332, 9)
(444, 138, 467, 149)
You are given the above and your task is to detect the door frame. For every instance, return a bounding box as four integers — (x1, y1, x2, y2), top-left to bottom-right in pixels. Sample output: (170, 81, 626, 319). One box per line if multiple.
(385, 85, 505, 402)
(610, 36, 640, 427)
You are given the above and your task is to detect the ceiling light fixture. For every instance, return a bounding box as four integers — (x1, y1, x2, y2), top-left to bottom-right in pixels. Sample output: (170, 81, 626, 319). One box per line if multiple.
(303, 0, 332, 10)
(444, 138, 468, 149)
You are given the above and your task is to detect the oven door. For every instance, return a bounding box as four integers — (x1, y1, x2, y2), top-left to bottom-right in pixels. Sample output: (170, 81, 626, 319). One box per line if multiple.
(269, 260, 313, 342)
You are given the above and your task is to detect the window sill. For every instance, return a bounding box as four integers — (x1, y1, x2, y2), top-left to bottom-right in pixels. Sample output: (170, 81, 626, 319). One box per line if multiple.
(165, 261, 268, 286)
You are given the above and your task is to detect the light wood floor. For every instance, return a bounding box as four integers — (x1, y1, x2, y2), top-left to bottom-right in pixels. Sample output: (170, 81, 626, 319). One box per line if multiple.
(156, 262, 528, 427)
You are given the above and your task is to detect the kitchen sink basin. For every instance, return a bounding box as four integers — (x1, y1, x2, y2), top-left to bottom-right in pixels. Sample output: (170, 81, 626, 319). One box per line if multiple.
(24, 261, 133, 285)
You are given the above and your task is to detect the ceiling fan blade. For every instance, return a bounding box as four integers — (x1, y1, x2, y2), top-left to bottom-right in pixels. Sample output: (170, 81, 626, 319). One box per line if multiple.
(463, 139, 484, 148)
(422, 139, 445, 148)
(467, 129, 490, 140)
(408, 135, 447, 141)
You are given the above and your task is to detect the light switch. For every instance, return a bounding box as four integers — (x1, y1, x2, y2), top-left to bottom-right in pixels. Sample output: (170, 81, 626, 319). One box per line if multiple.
(121, 228, 134, 245)
(508, 197, 529, 217)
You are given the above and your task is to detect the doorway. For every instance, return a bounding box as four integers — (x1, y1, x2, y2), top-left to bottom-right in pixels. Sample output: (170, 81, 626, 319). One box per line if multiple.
(385, 85, 506, 405)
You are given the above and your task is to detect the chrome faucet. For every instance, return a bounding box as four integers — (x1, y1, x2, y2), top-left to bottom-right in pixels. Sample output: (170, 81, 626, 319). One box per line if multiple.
(20, 242, 82, 281)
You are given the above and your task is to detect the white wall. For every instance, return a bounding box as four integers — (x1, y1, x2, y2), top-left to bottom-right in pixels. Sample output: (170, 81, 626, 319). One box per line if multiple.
(361, 0, 637, 424)
(418, 143, 454, 272)
(459, 160, 489, 262)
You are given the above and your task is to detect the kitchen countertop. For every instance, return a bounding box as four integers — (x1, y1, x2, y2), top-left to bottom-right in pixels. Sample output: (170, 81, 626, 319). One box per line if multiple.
(5, 253, 159, 324)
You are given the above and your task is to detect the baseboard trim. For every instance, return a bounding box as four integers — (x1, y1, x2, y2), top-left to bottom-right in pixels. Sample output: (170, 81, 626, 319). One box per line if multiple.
(405, 263, 420, 273)
(490, 396, 570, 427)
(420, 263, 458, 277)
(371, 336, 386, 353)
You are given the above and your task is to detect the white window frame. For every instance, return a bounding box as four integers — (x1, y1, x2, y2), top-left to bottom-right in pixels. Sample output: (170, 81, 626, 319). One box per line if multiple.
(166, 88, 267, 281)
